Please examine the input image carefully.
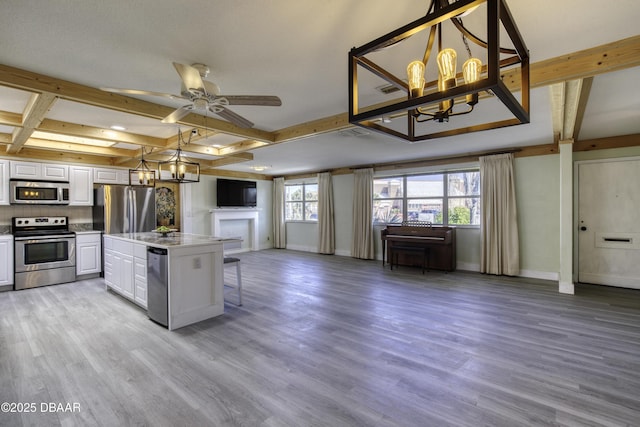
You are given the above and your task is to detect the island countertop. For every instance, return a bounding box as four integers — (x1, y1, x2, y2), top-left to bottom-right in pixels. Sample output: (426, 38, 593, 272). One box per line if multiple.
(103, 232, 234, 330)
(107, 232, 238, 249)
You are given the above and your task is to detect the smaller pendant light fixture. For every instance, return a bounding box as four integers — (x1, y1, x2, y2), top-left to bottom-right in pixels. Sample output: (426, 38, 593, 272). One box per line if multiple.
(158, 128, 200, 183)
(129, 147, 157, 187)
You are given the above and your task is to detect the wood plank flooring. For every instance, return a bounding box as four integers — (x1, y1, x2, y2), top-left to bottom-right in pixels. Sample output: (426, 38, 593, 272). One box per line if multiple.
(1, 249, 640, 426)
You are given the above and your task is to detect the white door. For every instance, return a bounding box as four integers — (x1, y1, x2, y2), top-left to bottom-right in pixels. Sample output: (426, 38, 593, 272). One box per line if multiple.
(578, 158, 640, 289)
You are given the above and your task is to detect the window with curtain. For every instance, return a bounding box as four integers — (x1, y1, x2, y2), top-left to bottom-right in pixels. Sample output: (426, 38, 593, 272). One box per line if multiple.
(373, 170, 480, 226)
(285, 183, 318, 221)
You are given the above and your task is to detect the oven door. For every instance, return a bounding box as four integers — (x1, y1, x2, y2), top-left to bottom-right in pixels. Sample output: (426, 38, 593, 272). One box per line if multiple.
(14, 235, 76, 273)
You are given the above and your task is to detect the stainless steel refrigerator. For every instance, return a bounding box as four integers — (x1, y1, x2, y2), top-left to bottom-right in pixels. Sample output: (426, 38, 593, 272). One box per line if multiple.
(93, 185, 156, 234)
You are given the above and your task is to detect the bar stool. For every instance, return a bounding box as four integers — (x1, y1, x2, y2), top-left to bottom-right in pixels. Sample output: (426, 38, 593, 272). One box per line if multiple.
(224, 256, 243, 306)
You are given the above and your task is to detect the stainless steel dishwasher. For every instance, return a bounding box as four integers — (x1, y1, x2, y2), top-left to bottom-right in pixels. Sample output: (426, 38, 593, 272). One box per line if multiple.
(147, 247, 168, 327)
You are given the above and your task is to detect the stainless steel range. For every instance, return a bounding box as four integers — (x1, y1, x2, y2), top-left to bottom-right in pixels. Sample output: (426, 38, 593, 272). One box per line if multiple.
(13, 216, 76, 290)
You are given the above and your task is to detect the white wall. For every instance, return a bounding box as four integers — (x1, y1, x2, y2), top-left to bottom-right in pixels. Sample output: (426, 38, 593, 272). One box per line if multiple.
(515, 155, 561, 280)
(277, 156, 567, 280)
(186, 175, 273, 250)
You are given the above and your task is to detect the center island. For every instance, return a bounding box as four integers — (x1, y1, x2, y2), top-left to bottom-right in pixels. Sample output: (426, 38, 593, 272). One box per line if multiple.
(103, 232, 239, 330)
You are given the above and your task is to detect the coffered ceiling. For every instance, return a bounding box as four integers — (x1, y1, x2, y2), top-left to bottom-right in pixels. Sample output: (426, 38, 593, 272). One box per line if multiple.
(0, 0, 639, 178)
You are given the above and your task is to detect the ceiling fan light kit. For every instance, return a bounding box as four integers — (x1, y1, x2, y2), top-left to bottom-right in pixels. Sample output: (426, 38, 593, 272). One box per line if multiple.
(348, 0, 530, 142)
(102, 62, 282, 129)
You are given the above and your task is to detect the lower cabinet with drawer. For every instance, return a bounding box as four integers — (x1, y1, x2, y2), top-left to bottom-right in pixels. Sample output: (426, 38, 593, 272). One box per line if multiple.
(103, 236, 147, 308)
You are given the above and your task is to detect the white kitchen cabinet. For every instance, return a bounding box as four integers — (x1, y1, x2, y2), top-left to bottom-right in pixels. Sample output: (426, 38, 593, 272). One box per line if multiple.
(76, 232, 102, 276)
(103, 236, 145, 307)
(93, 167, 129, 185)
(10, 161, 69, 181)
(0, 160, 10, 205)
(120, 255, 135, 300)
(0, 235, 14, 286)
(69, 166, 93, 206)
(43, 164, 69, 181)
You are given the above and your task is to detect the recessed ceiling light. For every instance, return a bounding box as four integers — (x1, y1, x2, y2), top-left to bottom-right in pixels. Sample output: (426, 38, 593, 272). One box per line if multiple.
(110, 125, 126, 131)
(249, 165, 271, 171)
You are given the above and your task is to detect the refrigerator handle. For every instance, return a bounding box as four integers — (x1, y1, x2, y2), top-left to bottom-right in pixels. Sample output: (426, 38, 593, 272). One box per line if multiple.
(130, 188, 137, 233)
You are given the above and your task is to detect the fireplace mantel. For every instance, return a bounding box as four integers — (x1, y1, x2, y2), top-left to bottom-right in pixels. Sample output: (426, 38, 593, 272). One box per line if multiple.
(209, 209, 259, 251)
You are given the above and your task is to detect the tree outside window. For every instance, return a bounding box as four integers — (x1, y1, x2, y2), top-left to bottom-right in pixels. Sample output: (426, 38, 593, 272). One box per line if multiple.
(373, 170, 480, 226)
(285, 183, 318, 221)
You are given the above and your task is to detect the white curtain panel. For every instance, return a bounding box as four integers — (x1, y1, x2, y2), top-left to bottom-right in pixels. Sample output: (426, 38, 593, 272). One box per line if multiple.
(272, 177, 286, 249)
(317, 172, 335, 254)
(479, 153, 520, 276)
(351, 168, 375, 259)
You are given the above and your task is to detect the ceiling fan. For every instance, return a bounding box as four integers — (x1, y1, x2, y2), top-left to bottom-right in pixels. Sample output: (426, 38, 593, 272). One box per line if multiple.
(101, 62, 281, 128)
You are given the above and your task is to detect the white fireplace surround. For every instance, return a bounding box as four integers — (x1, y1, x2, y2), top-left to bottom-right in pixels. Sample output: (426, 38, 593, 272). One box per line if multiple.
(209, 208, 259, 251)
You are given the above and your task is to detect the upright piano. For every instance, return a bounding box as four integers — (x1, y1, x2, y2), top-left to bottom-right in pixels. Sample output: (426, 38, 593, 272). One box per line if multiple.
(381, 223, 456, 272)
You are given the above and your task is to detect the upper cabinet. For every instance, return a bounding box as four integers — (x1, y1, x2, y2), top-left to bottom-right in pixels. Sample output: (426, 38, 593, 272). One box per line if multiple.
(0, 160, 9, 205)
(94, 167, 129, 185)
(10, 161, 69, 182)
(69, 166, 93, 206)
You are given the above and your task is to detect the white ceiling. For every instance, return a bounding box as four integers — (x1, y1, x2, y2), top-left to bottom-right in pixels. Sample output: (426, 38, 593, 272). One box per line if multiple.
(0, 0, 639, 176)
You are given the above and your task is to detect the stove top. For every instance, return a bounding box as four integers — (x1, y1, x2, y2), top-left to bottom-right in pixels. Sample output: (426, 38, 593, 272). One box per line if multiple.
(12, 216, 74, 237)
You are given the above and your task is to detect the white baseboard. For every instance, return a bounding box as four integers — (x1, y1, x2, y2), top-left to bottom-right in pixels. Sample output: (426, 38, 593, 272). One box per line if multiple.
(285, 244, 317, 253)
(270, 245, 352, 257)
(519, 269, 559, 281)
(457, 263, 559, 282)
(456, 262, 480, 272)
(559, 281, 575, 294)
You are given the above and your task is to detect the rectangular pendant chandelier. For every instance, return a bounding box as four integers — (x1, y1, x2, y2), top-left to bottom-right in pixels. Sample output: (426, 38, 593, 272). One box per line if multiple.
(158, 129, 200, 183)
(348, 0, 530, 142)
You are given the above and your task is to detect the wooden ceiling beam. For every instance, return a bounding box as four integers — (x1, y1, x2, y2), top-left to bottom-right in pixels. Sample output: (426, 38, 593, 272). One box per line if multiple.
(0, 110, 21, 127)
(7, 92, 57, 153)
(38, 119, 168, 148)
(573, 133, 640, 152)
(24, 138, 138, 157)
(0, 146, 119, 166)
(0, 63, 276, 143)
(550, 77, 593, 142)
(223, 35, 640, 155)
(0, 35, 638, 165)
(207, 156, 253, 168)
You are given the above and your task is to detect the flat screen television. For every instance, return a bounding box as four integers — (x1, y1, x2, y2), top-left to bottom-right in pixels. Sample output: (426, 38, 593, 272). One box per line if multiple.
(216, 178, 257, 207)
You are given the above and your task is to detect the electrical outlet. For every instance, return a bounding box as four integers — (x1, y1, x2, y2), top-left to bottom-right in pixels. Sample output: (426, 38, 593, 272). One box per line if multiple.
(193, 257, 201, 269)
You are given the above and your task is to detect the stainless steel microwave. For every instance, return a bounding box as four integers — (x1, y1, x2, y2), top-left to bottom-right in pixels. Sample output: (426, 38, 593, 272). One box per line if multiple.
(10, 180, 70, 205)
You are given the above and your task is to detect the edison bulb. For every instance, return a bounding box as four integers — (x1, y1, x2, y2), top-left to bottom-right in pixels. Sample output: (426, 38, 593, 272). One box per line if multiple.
(437, 48, 457, 90)
(407, 60, 425, 97)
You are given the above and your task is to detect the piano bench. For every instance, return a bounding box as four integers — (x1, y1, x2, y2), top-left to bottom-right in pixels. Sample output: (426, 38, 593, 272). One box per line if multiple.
(390, 246, 429, 274)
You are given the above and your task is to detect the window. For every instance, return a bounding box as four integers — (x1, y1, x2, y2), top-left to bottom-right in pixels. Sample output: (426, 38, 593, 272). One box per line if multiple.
(285, 183, 318, 221)
(373, 170, 480, 226)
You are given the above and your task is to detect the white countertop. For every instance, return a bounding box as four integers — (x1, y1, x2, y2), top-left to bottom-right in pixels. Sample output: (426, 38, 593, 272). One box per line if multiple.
(106, 232, 238, 249)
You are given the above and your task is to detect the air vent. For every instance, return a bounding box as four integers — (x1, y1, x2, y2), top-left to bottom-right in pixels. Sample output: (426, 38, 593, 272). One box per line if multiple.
(338, 128, 370, 137)
(376, 83, 402, 95)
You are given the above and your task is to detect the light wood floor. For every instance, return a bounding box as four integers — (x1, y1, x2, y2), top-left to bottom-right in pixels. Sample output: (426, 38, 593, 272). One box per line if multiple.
(1, 249, 640, 426)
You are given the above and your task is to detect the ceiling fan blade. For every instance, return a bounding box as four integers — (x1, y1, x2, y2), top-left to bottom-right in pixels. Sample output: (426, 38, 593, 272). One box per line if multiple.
(222, 95, 282, 106)
(212, 106, 254, 128)
(100, 87, 187, 100)
(173, 62, 206, 94)
(161, 105, 194, 124)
